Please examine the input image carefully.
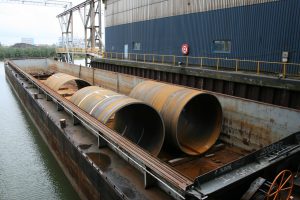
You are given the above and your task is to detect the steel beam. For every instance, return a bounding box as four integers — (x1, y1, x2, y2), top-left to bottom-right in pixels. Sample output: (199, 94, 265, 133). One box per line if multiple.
(57, 0, 104, 64)
(0, 0, 72, 8)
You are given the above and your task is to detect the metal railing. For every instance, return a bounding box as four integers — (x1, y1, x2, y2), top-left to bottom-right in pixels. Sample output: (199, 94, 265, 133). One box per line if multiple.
(56, 48, 300, 78)
(56, 47, 101, 55)
(103, 52, 300, 78)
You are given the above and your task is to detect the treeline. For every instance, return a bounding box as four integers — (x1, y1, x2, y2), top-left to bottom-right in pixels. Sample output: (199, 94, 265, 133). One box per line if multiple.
(0, 46, 56, 60)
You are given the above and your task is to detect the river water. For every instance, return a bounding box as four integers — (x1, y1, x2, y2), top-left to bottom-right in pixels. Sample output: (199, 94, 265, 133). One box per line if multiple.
(0, 61, 80, 200)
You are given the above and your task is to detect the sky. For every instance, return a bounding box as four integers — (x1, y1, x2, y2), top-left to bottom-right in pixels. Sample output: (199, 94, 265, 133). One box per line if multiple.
(0, 0, 92, 46)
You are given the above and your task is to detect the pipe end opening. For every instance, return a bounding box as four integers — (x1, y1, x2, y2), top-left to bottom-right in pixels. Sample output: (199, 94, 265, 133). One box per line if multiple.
(177, 94, 222, 155)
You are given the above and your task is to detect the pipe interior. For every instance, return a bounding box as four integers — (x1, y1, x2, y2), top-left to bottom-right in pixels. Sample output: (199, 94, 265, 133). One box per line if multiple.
(111, 104, 164, 156)
(56, 80, 90, 91)
(75, 80, 91, 90)
(177, 94, 222, 155)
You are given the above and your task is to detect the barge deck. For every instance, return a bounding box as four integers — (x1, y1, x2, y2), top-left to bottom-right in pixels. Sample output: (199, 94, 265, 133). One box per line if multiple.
(5, 58, 300, 200)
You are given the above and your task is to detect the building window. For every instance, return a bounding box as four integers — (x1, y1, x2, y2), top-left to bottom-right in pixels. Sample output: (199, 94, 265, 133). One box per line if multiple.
(212, 40, 231, 53)
(133, 42, 141, 51)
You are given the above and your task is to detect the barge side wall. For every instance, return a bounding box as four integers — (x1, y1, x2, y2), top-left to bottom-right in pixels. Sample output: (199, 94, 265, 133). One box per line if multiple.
(15, 59, 300, 152)
(46, 59, 300, 151)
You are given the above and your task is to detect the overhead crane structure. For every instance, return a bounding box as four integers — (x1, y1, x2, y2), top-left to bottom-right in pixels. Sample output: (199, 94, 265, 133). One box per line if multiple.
(1, 0, 103, 65)
(57, 0, 104, 65)
(0, 0, 72, 8)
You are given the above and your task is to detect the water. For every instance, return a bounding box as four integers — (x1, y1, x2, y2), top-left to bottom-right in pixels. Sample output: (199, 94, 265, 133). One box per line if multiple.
(0, 61, 80, 200)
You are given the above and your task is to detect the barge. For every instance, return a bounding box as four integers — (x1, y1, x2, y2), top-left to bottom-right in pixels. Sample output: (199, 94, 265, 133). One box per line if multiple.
(5, 58, 300, 200)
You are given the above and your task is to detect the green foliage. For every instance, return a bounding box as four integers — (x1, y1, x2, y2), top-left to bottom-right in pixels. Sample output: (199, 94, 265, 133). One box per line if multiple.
(0, 46, 56, 60)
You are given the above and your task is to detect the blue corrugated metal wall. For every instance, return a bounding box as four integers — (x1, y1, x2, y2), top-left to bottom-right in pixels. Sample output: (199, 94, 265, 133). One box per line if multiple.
(105, 0, 300, 63)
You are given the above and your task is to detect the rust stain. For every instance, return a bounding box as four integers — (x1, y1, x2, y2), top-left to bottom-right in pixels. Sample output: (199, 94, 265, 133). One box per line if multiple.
(86, 153, 111, 172)
(223, 116, 273, 149)
(70, 86, 165, 156)
(129, 80, 223, 156)
(172, 146, 247, 180)
(44, 73, 91, 91)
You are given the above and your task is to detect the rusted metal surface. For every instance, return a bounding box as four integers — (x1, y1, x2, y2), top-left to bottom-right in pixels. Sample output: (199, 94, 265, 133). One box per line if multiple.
(25, 59, 300, 153)
(48, 60, 81, 77)
(130, 80, 223, 156)
(191, 132, 300, 196)
(12, 59, 49, 74)
(219, 95, 300, 151)
(75, 62, 300, 153)
(79, 67, 94, 84)
(44, 73, 91, 91)
(8, 59, 300, 199)
(93, 69, 118, 91)
(70, 86, 165, 156)
(7, 66, 174, 200)
(168, 145, 248, 180)
(8, 60, 194, 198)
(91, 59, 300, 110)
(5, 66, 102, 200)
(31, 71, 54, 80)
(44, 59, 300, 153)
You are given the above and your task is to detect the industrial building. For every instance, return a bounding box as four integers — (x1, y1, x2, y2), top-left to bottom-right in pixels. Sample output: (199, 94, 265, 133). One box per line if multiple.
(104, 0, 300, 63)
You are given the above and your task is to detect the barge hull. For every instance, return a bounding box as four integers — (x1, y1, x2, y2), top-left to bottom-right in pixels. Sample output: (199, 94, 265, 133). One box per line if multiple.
(5, 65, 121, 200)
(5, 59, 300, 200)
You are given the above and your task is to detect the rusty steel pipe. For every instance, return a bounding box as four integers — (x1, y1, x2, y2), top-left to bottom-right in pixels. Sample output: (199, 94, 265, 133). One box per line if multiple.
(70, 86, 165, 156)
(129, 80, 223, 155)
(44, 73, 91, 91)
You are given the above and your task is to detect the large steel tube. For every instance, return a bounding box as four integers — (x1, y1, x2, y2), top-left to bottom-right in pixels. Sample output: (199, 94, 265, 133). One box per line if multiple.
(44, 73, 91, 91)
(70, 86, 165, 156)
(129, 81, 223, 156)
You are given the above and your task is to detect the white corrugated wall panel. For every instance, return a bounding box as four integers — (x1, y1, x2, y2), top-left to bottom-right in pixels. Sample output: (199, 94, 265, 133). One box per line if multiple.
(105, 0, 278, 27)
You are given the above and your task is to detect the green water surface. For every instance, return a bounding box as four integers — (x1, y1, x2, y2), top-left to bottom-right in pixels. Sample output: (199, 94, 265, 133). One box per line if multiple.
(0, 61, 80, 200)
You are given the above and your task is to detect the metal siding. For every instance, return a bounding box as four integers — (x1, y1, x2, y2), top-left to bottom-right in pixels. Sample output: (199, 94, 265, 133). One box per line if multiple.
(105, 0, 278, 27)
(105, 0, 300, 63)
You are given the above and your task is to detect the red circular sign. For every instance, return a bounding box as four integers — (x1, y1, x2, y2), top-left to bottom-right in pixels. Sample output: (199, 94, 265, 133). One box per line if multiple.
(181, 44, 189, 55)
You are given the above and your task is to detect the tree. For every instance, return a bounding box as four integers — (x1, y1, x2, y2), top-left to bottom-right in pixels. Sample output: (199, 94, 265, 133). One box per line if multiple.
(0, 46, 56, 60)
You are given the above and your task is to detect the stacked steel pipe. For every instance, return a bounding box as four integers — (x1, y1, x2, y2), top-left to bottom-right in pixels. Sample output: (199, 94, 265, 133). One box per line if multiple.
(45, 73, 222, 156)
(70, 86, 165, 156)
(44, 73, 91, 90)
(130, 81, 223, 155)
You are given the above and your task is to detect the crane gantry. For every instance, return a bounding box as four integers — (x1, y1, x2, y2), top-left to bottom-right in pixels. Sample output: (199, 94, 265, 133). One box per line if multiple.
(56, 0, 104, 65)
(1, 0, 104, 65)
(0, 0, 72, 8)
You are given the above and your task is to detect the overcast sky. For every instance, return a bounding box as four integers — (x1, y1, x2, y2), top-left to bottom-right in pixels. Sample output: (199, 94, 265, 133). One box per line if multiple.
(0, 0, 88, 46)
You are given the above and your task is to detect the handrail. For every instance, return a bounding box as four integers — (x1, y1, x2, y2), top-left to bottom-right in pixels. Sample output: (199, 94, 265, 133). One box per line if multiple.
(56, 48, 300, 78)
(56, 47, 101, 54)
